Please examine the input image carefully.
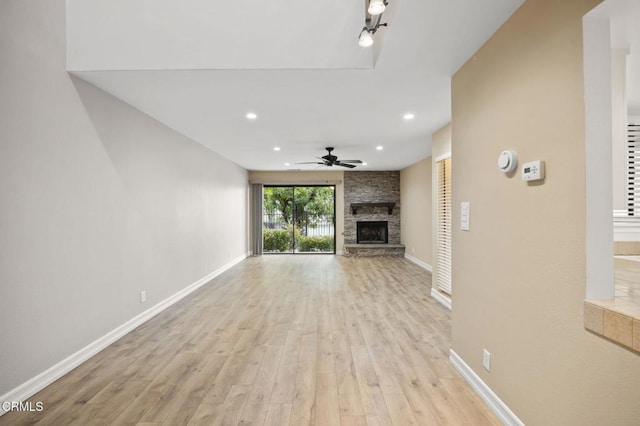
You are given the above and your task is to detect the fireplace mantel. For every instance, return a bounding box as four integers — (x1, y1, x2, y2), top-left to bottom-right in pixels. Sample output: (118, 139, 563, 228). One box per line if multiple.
(350, 202, 395, 215)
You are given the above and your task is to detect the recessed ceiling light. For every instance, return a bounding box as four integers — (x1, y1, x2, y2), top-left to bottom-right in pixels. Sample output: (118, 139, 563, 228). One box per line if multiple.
(273, 147, 281, 151)
(376, 146, 383, 151)
(403, 113, 415, 120)
(246, 112, 257, 120)
(362, 162, 368, 166)
(284, 162, 290, 166)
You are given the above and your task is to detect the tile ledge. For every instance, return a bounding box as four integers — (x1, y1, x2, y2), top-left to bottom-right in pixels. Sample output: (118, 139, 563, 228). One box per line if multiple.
(584, 300, 640, 353)
(585, 298, 640, 320)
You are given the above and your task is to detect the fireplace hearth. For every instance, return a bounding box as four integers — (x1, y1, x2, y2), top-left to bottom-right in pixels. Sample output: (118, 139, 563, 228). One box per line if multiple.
(357, 221, 388, 244)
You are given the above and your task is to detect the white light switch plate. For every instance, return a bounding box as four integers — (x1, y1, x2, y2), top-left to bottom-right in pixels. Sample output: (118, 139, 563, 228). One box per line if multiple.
(483, 349, 491, 371)
(461, 202, 470, 231)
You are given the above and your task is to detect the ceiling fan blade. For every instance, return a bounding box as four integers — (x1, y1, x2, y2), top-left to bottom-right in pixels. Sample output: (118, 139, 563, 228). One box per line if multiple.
(300, 148, 358, 168)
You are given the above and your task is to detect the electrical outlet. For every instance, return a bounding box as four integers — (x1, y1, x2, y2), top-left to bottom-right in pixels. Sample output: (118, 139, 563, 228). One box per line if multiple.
(140, 290, 146, 303)
(483, 349, 491, 371)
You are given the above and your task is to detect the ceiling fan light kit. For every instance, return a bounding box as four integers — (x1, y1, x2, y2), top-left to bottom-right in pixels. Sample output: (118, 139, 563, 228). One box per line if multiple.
(359, 0, 388, 47)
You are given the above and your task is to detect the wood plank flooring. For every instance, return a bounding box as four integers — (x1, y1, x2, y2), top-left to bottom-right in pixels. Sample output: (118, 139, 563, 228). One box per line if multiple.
(0, 256, 499, 425)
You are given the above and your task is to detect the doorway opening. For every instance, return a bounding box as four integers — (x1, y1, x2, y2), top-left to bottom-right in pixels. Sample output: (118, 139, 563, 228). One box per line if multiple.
(262, 185, 336, 254)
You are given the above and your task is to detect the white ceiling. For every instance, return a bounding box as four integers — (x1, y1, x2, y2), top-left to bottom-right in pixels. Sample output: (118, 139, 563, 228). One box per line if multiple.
(69, 0, 524, 171)
(67, 0, 373, 70)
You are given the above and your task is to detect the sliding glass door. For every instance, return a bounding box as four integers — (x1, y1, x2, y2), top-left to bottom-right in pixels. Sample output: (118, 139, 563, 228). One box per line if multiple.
(263, 185, 335, 254)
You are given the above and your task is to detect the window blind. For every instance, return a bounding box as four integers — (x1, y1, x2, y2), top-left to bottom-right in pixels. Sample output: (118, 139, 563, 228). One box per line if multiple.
(436, 157, 452, 295)
(627, 123, 640, 216)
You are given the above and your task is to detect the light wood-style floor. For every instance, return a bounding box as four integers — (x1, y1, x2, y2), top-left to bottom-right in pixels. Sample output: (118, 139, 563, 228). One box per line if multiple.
(1, 256, 499, 425)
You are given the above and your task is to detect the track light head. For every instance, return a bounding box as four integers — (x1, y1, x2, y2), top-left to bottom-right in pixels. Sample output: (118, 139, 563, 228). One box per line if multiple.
(358, 27, 374, 47)
(368, 0, 386, 15)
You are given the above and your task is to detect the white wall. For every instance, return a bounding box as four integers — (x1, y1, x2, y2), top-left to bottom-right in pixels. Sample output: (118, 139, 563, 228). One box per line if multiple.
(612, 48, 628, 213)
(584, 13, 615, 298)
(0, 0, 248, 398)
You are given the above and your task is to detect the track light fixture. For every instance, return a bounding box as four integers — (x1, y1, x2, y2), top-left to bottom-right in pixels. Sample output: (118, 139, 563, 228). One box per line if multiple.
(358, 24, 387, 47)
(359, 0, 388, 47)
(368, 0, 387, 15)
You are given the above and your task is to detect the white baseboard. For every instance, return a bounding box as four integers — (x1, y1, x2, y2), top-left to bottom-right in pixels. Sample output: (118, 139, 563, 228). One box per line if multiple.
(449, 350, 524, 426)
(404, 254, 433, 272)
(430, 288, 452, 311)
(0, 253, 247, 416)
(403, 256, 449, 310)
(336, 250, 344, 256)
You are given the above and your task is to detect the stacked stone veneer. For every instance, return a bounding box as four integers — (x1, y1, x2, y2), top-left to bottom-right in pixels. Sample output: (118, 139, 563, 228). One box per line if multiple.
(344, 171, 401, 244)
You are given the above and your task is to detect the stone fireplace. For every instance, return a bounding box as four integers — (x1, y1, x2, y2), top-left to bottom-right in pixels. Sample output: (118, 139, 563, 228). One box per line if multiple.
(357, 221, 389, 244)
(343, 171, 404, 257)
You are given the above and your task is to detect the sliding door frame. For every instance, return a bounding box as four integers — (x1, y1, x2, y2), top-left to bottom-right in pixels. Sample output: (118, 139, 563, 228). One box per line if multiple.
(263, 184, 336, 255)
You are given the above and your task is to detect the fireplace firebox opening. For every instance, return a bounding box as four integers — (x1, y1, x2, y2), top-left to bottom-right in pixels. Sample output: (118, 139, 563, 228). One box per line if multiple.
(356, 221, 389, 244)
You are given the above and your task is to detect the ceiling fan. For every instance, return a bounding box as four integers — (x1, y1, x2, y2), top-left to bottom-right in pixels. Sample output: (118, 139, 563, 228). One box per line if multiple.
(297, 147, 363, 169)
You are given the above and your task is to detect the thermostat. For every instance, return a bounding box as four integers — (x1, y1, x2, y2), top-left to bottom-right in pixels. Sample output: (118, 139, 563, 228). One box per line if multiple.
(521, 160, 545, 181)
(498, 150, 518, 173)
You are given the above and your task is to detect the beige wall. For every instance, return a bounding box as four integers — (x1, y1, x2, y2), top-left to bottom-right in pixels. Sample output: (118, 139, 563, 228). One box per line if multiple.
(451, 0, 640, 424)
(400, 158, 433, 267)
(431, 124, 452, 292)
(0, 0, 248, 397)
(249, 171, 345, 253)
(432, 124, 452, 161)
